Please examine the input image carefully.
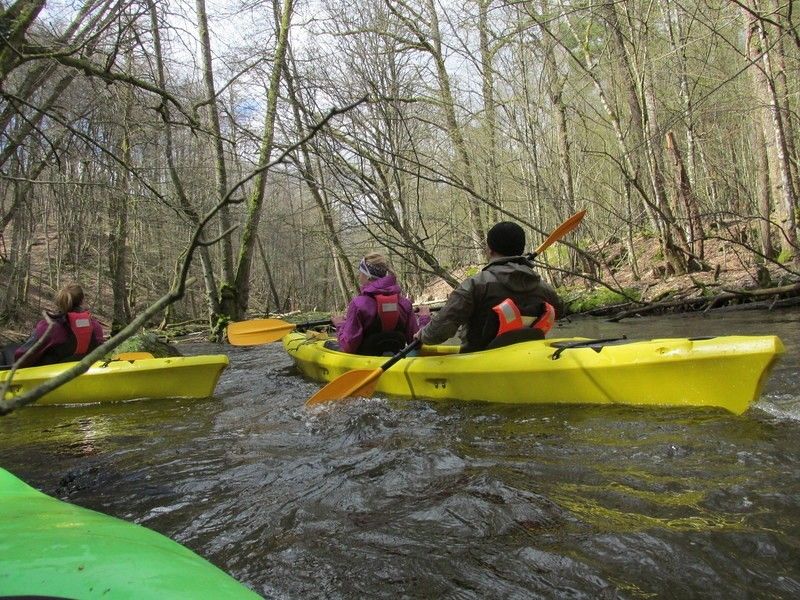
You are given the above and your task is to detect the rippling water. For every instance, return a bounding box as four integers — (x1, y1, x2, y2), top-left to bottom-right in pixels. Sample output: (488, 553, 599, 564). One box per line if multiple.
(1, 310, 799, 598)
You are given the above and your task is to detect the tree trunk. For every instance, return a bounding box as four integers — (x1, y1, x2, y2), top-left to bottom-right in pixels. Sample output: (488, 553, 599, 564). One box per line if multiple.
(146, 0, 222, 333)
(110, 50, 135, 334)
(770, 1, 800, 202)
(282, 48, 358, 297)
(744, 2, 798, 256)
(224, 0, 294, 320)
(665, 131, 704, 259)
(754, 125, 776, 259)
(256, 233, 281, 313)
(478, 0, 500, 221)
(0, 0, 46, 81)
(195, 0, 235, 286)
(666, 1, 697, 186)
(385, 0, 486, 261)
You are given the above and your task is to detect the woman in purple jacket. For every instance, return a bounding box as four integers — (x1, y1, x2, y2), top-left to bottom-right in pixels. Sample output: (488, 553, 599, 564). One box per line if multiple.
(335, 253, 421, 355)
(12, 284, 105, 368)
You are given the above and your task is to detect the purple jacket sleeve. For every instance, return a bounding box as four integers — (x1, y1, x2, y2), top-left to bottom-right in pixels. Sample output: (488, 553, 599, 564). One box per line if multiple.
(14, 320, 54, 365)
(336, 298, 372, 353)
(91, 318, 105, 345)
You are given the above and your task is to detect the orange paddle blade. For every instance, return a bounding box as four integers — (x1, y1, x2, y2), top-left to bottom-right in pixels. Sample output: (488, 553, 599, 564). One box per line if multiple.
(534, 209, 586, 256)
(113, 352, 155, 361)
(306, 368, 382, 407)
(227, 318, 296, 346)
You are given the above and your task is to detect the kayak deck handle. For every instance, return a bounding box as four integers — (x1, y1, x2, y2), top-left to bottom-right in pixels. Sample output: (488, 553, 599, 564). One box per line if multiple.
(550, 336, 628, 360)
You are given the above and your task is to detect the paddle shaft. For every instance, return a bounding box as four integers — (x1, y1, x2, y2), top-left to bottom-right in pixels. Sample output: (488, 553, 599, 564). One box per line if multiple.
(379, 338, 422, 371)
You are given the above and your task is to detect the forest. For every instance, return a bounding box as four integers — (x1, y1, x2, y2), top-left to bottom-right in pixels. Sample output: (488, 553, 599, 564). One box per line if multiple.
(1, 0, 799, 342)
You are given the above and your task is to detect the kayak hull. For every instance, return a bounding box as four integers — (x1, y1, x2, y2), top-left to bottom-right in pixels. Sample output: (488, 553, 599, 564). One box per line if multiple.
(283, 333, 784, 414)
(0, 468, 258, 598)
(1, 355, 229, 405)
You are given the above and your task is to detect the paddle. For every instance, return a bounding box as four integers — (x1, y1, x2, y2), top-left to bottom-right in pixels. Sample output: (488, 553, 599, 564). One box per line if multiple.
(227, 317, 333, 346)
(306, 339, 422, 406)
(528, 209, 586, 260)
(304, 209, 586, 407)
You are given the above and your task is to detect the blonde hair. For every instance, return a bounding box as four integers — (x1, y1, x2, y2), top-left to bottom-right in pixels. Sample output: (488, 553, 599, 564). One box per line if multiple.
(55, 284, 85, 314)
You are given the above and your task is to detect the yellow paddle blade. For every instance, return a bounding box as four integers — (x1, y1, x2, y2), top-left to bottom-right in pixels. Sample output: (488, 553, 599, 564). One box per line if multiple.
(306, 368, 382, 407)
(113, 352, 155, 361)
(227, 318, 296, 346)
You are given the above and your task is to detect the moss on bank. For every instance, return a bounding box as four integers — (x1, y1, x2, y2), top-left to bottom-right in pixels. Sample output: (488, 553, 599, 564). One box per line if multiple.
(112, 331, 181, 357)
(562, 287, 641, 314)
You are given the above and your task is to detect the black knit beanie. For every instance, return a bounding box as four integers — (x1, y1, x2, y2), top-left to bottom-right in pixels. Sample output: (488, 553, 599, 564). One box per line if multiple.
(486, 222, 525, 256)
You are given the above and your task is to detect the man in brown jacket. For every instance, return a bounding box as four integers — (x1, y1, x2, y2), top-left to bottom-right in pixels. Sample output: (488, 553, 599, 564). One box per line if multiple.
(416, 222, 563, 352)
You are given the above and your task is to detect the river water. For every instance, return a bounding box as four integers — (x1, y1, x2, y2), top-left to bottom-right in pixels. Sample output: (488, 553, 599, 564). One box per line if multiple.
(1, 310, 799, 598)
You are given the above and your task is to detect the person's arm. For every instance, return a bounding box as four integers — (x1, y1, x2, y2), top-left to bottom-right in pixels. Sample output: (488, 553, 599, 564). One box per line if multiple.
(13, 320, 51, 367)
(91, 319, 105, 345)
(336, 299, 370, 353)
(539, 281, 565, 319)
(418, 279, 475, 345)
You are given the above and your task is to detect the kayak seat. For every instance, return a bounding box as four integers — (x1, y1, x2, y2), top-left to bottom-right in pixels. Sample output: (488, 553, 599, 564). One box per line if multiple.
(358, 331, 406, 356)
(323, 333, 407, 356)
(485, 328, 545, 351)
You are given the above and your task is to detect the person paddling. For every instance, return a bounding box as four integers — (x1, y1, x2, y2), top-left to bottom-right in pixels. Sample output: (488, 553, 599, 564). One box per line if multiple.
(13, 284, 105, 368)
(333, 253, 422, 355)
(415, 222, 563, 352)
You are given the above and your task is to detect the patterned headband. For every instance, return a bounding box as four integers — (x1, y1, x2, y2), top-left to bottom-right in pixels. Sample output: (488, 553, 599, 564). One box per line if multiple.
(358, 258, 387, 279)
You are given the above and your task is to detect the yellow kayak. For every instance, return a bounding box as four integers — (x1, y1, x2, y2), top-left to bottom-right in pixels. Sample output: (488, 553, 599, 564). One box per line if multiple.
(283, 333, 784, 414)
(1, 354, 229, 406)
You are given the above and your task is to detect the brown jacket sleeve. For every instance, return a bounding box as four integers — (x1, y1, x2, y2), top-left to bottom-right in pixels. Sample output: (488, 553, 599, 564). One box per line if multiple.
(419, 278, 476, 345)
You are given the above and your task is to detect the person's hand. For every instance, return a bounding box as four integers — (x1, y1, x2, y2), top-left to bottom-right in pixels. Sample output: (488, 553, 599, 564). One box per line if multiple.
(416, 306, 432, 327)
(331, 313, 345, 327)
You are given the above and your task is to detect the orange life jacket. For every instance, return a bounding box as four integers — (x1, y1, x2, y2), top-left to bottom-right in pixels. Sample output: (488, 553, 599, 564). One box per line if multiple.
(492, 298, 555, 337)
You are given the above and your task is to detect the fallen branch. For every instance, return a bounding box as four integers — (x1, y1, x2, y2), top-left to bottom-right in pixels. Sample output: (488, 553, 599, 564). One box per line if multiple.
(607, 280, 800, 322)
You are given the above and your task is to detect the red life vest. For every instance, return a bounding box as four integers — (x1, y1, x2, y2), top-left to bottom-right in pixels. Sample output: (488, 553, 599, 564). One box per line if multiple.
(67, 311, 94, 355)
(375, 294, 400, 332)
(492, 298, 555, 337)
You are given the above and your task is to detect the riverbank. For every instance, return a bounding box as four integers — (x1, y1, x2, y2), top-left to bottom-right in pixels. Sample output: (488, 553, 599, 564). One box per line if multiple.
(3, 228, 799, 345)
